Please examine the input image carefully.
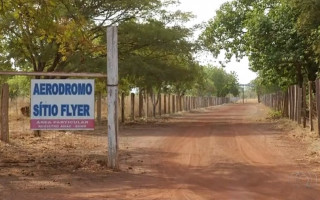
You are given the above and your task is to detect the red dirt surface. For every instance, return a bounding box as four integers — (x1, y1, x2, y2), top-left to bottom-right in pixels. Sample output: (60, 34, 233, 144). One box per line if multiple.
(1, 103, 320, 200)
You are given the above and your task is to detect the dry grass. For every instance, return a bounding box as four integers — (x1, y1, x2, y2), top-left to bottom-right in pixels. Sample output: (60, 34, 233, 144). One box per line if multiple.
(271, 117, 320, 166)
(235, 98, 259, 104)
(2, 97, 114, 176)
(2, 95, 241, 177)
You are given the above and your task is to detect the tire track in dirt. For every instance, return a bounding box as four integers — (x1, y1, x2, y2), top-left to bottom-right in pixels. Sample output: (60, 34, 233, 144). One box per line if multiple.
(3, 103, 320, 200)
(139, 103, 320, 200)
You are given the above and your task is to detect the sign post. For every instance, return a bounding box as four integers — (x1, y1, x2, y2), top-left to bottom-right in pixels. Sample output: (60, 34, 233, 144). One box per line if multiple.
(107, 26, 119, 169)
(30, 79, 95, 130)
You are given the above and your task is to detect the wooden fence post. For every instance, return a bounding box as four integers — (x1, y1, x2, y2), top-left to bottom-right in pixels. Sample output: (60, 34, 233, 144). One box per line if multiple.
(196, 97, 198, 108)
(176, 95, 179, 112)
(168, 94, 171, 114)
(139, 90, 143, 118)
(315, 80, 320, 136)
(158, 93, 162, 116)
(302, 86, 307, 128)
(146, 92, 149, 119)
(297, 87, 302, 124)
(1, 83, 9, 143)
(193, 97, 195, 109)
(288, 88, 291, 119)
(291, 86, 295, 120)
(290, 86, 295, 120)
(309, 81, 314, 131)
(175, 95, 179, 112)
(186, 96, 188, 110)
(164, 94, 167, 114)
(276, 92, 279, 110)
(172, 95, 176, 113)
(283, 90, 288, 117)
(131, 93, 135, 121)
(107, 26, 119, 169)
(96, 91, 102, 125)
(196, 97, 199, 108)
(186, 96, 188, 111)
(288, 87, 291, 119)
(294, 85, 298, 121)
(120, 92, 125, 123)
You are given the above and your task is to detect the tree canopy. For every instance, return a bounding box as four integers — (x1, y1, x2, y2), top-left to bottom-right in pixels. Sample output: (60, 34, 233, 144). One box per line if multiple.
(0, 0, 241, 98)
(201, 0, 320, 93)
(0, 0, 162, 75)
(189, 66, 239, 97)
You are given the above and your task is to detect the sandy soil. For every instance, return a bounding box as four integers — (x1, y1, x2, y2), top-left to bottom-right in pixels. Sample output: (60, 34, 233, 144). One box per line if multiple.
(1, 102, 320, 200)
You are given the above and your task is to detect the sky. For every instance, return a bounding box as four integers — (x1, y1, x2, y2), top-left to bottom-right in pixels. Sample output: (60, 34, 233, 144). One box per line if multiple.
(177, 0, 257, 84)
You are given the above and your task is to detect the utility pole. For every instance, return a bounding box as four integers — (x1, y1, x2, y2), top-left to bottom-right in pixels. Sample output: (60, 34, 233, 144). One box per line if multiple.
(107, 26, 119, 169)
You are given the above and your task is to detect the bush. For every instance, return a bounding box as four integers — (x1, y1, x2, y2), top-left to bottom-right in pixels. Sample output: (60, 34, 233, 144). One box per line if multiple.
(7, 76, 31, 99)
(267, 110, 282, 120)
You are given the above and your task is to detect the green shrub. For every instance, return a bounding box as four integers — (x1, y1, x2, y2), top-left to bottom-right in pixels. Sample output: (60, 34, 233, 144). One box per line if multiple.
(267, 110, 282, 120)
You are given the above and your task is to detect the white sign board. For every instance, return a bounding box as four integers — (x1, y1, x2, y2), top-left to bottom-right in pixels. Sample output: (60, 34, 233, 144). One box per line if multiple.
(31, 79, 95, 130)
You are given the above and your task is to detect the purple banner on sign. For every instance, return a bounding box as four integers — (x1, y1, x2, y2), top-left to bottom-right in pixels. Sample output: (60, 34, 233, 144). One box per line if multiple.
(31, 119, 95, 130)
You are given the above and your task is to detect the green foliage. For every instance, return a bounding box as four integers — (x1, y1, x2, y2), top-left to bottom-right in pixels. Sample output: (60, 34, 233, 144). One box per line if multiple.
(201, 0, 319, 91)
(189, 66, 239, 97)
(292, 0, 320, 57)
(0, 0, 242, 99)
(118, 18, 200, 94)
(250, 76, 280, 95)
(0, 0, 162, 74)
(0, 0, 204, 97)
(7, 76, 31, 99)
(267, 110, 282, 120)
(209, 67, 239, 97)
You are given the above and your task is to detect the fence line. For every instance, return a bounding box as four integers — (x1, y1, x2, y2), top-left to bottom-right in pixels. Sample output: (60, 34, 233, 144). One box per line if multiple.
(96, 93, 231, 122)
(0, 81, 232, 142)
(261, 80, 320, 136)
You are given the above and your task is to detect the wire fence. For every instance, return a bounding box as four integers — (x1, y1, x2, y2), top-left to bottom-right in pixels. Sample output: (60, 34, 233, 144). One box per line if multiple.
(0, 80, 232, 171)
(261, 80, 320, 135)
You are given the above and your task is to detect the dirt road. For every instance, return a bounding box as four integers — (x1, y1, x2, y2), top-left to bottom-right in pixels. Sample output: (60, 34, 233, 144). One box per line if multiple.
(2, 103, 320, 199)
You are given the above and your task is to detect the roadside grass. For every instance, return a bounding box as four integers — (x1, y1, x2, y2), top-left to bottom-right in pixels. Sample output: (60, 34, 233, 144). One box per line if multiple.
(262, 105, 320, 171)
(267, 110, 282, 120)
(272, 116, 320, 166)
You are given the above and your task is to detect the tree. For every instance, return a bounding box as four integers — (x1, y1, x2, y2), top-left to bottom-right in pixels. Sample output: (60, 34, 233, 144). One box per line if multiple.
(0, 0, 162, 75)
(201, 0, 319, 89)
(250, 75, 282, 102)
(291, 0, 320, 77)
(189, 66, 239, 97)
(7, 76, 31, 99)
(209, 67, 239, 97)
(116, 17, 201, 116)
